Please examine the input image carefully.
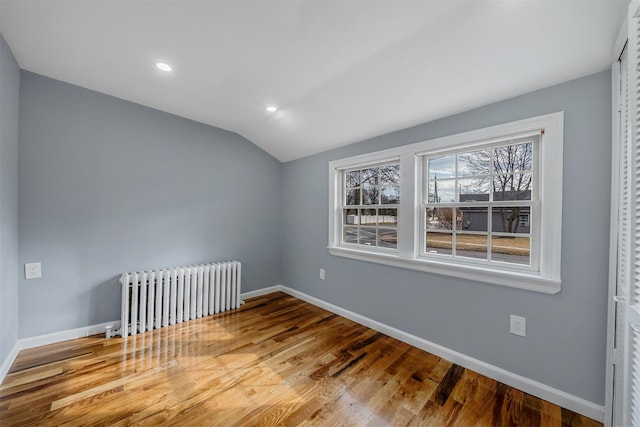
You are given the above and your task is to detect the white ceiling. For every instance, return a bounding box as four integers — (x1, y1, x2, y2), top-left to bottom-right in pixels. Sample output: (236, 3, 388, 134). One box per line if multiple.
(0, 1, 628, 162)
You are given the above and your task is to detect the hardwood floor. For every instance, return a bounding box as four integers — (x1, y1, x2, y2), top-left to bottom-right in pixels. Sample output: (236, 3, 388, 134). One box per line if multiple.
(0, 292, 601, 426)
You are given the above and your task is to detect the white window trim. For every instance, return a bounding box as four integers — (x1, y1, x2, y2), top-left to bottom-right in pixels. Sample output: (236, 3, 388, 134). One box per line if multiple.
(328, 112, 563, 294)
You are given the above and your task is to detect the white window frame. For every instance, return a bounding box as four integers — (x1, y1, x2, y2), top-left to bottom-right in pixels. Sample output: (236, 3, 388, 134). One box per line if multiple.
(328, 112, 563, 294)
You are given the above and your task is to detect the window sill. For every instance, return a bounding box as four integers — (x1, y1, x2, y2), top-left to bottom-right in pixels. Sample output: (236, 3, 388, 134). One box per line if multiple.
(328, 246, 561, 294)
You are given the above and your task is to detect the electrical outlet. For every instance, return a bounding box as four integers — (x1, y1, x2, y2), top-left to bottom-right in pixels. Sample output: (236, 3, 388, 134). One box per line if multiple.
(510, 315, 526, 337)
(25, 262, 42, 280)
(319, 268, 325, 280)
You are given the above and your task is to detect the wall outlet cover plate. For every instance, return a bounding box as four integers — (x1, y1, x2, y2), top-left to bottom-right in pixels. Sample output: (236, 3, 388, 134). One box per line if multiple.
(25, 262, 42, 280)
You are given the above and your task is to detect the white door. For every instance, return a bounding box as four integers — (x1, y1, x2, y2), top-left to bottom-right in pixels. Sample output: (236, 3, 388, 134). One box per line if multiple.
(609, 3, 640, 426)
(611, 42, 629, 427)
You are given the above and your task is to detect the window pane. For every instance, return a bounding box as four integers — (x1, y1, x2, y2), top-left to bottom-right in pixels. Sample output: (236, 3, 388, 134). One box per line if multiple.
(381, 186, 400, 204)
(492, 206, 531, 234)
(458, 178, 490, 202)
(428, 155, 455, 179)
(428, 178, 455, 203)
(362, 167, 379, 205)
(458, 149, 491, 177)
(378, 208, 397, 226)
(494, 142, 533, 173)
(345, 170, 360, 188)
(426, 232, 452, 255)
(378, 228, 397, 249)
(493, 173, 532, 200)
(343, 208, 358, 225)
(491, 236, 530, 265)
(359, 228, 376, 246)
(426, 207, 454, 231)
(362, 187, 379, 205)
(343, 227, 358, 244)
(362, 167, 379, 186)
(346, 188, 360, 205)
(458, 206, 488, 232)
(380, 163, 400, 186)
(360, 209, 377, 225)
(456, 234, 488, 260)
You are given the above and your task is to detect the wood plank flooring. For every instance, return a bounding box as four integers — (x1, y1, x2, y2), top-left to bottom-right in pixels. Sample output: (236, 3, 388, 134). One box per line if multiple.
(0, 292, 601, 426)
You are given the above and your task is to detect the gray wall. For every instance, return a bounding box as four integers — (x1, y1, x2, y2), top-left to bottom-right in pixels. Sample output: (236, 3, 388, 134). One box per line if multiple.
(281, 70, 611, 405)
(0, 34, 20, 366)
(18, 72, 281, 338)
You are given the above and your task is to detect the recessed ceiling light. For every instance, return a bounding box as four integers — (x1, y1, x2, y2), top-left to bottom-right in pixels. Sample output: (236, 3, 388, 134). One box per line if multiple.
(156, 62, 172, 72)
(266, 106, 278, 112)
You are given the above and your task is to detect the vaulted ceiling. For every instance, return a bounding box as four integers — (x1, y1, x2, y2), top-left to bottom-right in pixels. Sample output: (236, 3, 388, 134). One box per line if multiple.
(0, 1, 628, 161)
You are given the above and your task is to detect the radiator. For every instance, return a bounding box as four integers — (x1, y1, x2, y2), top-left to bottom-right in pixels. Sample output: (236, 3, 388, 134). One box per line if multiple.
(112, 261, 241, 338)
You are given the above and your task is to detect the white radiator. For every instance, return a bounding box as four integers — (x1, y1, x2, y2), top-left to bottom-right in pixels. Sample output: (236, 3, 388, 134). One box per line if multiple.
(113, 261, 241, 338)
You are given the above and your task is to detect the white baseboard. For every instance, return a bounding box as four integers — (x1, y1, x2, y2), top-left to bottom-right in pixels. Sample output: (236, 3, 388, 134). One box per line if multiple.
(0, 341, 21, 386)
(240, 286, 283, 301)
(262, 284, 604, 422)
(19, 321, 121, 350)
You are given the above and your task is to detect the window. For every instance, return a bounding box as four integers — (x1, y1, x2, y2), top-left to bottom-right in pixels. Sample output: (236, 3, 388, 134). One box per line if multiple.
(328, 112, 563, 293)
(422, 136, 537, 270)
(342, 162, 400, 249)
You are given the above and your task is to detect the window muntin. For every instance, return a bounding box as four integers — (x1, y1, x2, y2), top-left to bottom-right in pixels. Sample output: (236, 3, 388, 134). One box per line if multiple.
(341, 162, 399, 250)
(422, 136, 538, 269)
